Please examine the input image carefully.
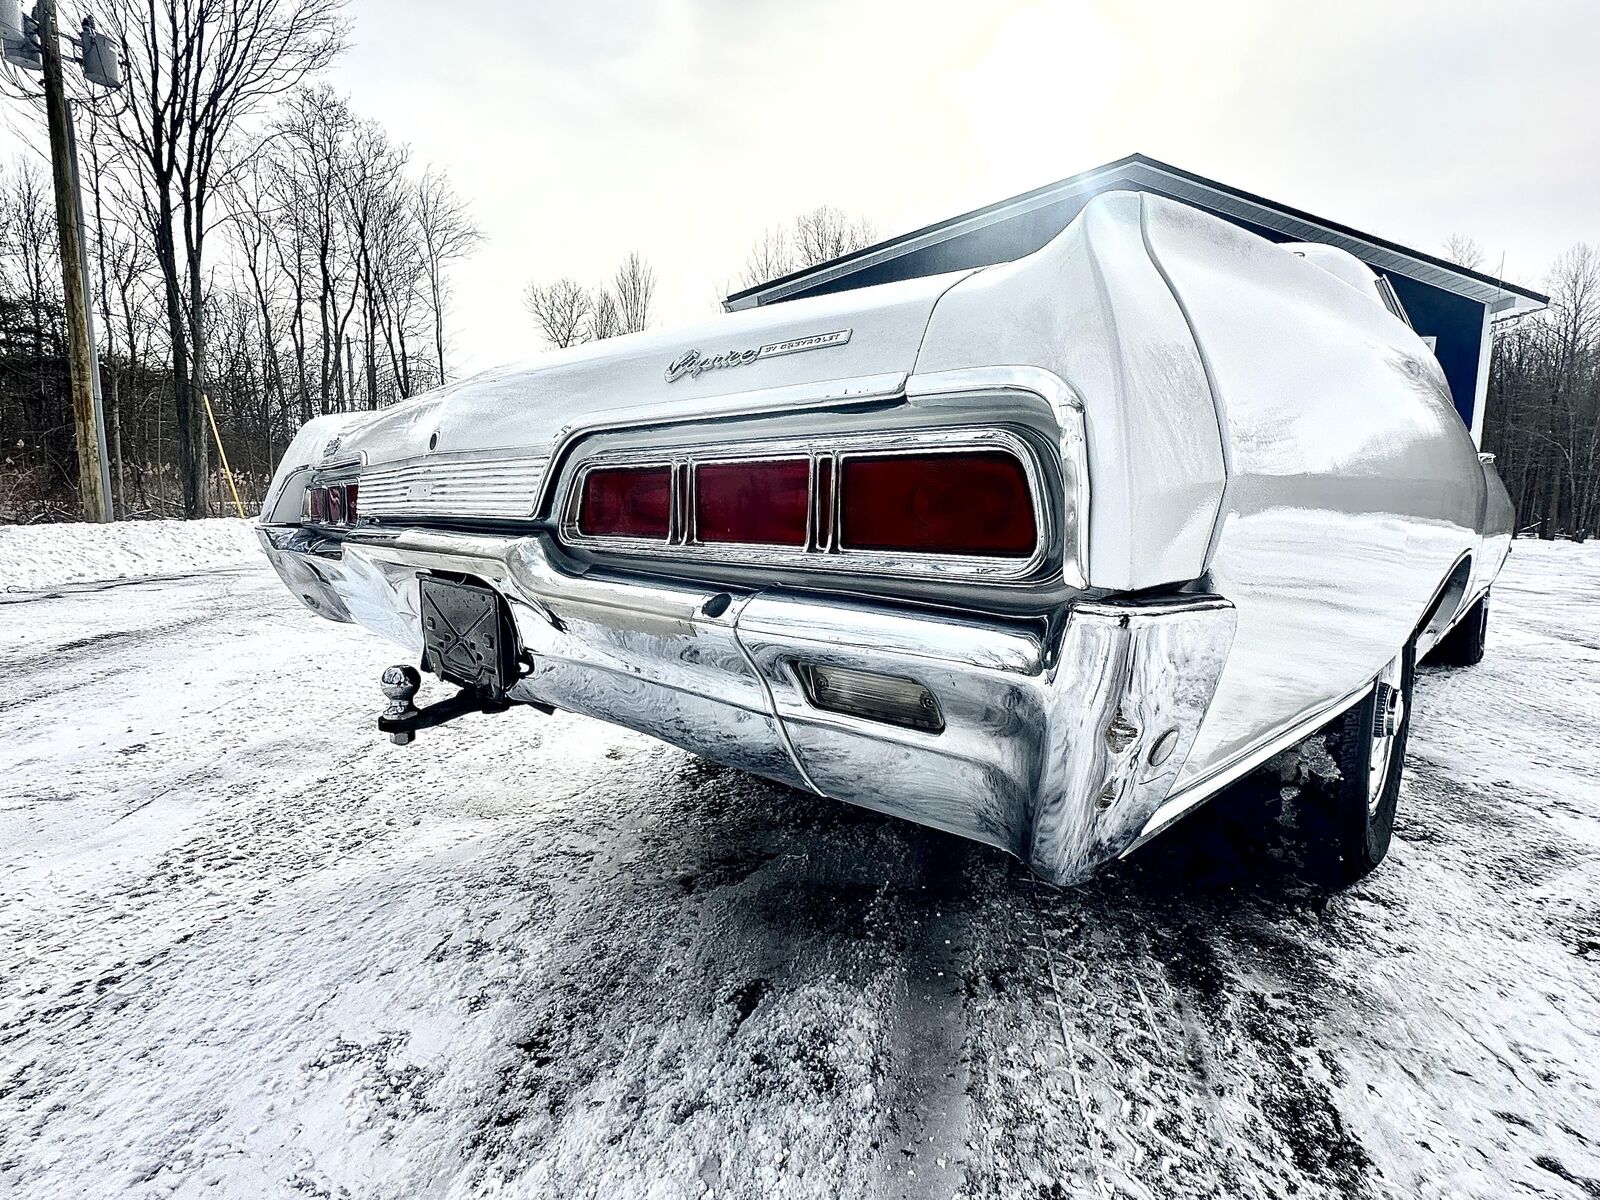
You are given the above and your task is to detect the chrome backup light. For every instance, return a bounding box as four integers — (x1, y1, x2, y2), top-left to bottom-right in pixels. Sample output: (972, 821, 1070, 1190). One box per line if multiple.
(792, 662, 944, 733)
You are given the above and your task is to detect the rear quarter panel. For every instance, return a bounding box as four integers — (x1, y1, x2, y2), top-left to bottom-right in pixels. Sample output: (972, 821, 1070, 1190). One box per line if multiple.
(1137, 196, 1487, 787)
(913, 191, 1227, 592)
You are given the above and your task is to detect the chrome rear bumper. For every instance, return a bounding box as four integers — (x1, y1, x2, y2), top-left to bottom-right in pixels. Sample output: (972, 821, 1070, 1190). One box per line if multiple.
(259, 525, 1235, 885)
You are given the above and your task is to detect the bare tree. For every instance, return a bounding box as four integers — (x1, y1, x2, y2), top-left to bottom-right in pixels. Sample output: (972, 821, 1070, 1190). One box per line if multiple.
(1482, 243, 1600, 539)
(737, 226, 793, 290)
(103, 0, 347, 517)
(222, 157, 290, 459)
(3, 33, 477, 520)
(83, 107, 133, 512)
(413, 169, 480, 384)
(791, 204, 876, 268)
(589, 289, 620, 341)
(523, 278, 592, 349)
(1537, 246, 1600, 535)
(612, 251, 655, 334)
(735, 206, 875, 290)
(1442, 234, 1486, 272)
(342, 118, 409, 407)
(0, 159, 68, 487)
(0, 161, 12, 251)
(274, 87, 359, 415)
(208, 82, 474, 448)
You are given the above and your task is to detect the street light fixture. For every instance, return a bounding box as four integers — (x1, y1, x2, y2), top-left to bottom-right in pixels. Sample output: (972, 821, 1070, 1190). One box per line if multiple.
(3, 1, 123, 523)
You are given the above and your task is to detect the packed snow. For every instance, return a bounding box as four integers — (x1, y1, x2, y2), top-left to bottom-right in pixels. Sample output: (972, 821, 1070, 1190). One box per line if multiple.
(0, 517, 257, 594)
(1, 526, 1597, 1199)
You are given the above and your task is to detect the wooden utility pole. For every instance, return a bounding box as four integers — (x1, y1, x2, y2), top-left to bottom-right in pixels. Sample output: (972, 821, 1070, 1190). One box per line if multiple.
(38, 0, 110, 522)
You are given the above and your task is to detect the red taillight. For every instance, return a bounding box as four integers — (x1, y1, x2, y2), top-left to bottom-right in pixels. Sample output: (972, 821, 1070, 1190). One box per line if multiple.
(578, 465, 672, 539)
(306, 482, 358, 526)
(696, 459, 809, 546)
(570, 446, 1038, 561)
(840, 452, 1036, 557)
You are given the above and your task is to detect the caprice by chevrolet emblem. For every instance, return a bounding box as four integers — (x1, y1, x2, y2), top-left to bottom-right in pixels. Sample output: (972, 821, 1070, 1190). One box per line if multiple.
(664, 328, 851, 383)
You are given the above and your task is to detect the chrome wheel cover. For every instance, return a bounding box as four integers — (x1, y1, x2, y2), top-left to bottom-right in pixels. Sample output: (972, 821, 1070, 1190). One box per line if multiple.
(1367, 654, 1405, 815)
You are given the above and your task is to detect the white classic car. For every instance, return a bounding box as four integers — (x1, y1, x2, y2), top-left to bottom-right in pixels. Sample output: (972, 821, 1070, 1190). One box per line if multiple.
(257, 192, 1510, 887)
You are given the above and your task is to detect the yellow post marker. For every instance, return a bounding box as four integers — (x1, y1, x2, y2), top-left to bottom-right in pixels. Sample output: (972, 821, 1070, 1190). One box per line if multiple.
(201, 393, 247, 519)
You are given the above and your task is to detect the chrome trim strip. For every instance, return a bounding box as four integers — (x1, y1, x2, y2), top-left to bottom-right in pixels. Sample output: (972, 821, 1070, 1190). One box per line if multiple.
(558, 426, 1055, 584)
(261, 463, 314, 525)
(314, 453, 366, 474)
(1433, 581, 1491, 644)
(1375, 273, 1413, 326)
(905, 364, 1081, 412)
(831, 453, 843, 552)
(906, 366, 1089, 588)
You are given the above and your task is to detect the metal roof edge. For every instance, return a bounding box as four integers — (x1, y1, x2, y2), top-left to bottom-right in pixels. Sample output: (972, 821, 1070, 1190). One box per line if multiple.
(724, 152, 1549, 313)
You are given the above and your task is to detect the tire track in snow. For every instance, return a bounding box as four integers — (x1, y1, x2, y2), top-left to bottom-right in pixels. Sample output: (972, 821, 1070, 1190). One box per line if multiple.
(870, 834, 977, 1200)
(1029, 888, 1113, 1200)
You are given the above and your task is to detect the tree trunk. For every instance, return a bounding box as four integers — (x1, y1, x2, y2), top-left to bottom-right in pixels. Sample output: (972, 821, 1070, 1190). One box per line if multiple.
(154, 209, 199, 517)
(109, 364, 125, 513)
(432, 269, 446, 384)
(187, 250, 212, 518)
(346, 335, 357, 410)
(364, 302, 378, 409)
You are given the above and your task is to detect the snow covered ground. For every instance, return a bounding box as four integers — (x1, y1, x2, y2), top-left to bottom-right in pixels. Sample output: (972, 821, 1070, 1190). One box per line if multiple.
(1, 525, 1597, 1199)
(0, 518, 257, 594)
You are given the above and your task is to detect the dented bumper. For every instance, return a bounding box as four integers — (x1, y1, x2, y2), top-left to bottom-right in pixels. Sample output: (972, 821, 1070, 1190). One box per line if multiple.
(259, 525, 1235, 885)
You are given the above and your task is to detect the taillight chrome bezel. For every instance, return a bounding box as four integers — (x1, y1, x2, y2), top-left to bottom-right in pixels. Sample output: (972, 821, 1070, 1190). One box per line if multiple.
(559, 426, 1057, 584)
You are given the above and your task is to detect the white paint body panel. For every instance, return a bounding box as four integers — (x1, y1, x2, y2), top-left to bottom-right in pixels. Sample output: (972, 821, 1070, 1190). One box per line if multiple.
(1135, 197, 1496, 787)
(914, 191, 1228, 590)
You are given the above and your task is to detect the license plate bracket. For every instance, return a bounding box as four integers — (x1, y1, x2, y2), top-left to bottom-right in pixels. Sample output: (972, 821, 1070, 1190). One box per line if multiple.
(419, 576, 518, 698)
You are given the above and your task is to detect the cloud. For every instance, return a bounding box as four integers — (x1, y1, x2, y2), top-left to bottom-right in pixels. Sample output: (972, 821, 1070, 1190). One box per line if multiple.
(4, 0, 1594, 374)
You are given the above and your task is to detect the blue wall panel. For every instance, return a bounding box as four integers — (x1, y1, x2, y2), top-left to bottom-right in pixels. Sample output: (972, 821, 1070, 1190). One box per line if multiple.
(1385, 276, 1483, 428)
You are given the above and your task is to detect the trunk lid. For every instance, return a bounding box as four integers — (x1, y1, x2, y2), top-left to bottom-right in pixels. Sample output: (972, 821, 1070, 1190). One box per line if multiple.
(325, 271, 971, 521)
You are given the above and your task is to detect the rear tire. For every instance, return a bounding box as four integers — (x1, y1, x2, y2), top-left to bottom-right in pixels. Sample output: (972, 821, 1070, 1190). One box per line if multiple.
(1300, 644, 1415, 889)
(1427, 591, 1489, 667)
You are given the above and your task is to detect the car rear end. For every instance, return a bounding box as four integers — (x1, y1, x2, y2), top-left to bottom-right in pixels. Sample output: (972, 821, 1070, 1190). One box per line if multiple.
(257, 197, 1240, 884)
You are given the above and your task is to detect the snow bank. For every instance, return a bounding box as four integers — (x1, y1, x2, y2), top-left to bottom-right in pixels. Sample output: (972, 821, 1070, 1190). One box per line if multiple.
(0, 517, 259, 593)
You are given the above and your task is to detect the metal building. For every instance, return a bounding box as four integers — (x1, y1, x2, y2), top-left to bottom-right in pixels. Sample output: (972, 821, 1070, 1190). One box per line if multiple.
(723, 153, 1547, 446)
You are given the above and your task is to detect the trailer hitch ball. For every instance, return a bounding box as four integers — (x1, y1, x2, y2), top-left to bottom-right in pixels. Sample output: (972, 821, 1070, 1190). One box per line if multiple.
(380, 665, 422, 745)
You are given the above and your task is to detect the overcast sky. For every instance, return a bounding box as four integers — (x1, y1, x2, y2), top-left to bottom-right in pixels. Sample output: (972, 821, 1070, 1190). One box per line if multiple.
(7, 0, 1599, 376)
